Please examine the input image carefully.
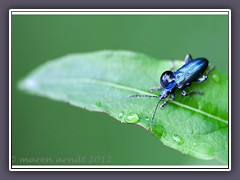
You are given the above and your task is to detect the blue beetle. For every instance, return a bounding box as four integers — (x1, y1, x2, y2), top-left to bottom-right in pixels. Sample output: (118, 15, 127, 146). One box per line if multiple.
(129, 54, 214, 130)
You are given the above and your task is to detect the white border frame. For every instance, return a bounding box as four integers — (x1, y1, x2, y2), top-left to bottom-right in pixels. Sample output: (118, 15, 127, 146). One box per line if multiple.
(9, 9, 231, 171)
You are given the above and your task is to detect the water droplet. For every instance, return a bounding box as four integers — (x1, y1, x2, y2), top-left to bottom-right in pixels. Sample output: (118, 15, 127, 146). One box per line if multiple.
(145, 117, 149, 121)
(95, 102, 102, 107)
(152, 125, 166, 139)
(172, 134, 184, 145)
(124, 112, 140, 123)
(118, 112, 124, 119)
(212, 74, 220, 83)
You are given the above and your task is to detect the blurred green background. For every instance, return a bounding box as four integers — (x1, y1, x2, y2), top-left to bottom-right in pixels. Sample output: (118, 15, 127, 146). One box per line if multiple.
(12, 14, 228, 165)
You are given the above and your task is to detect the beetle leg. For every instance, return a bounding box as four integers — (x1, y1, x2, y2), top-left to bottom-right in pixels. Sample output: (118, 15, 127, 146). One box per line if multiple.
(160, 93, 175, 109)
(206, 65, 215, 75)
(196, 65, 215, 83)
(181, 90, 203, 96)
(150, 85, 162, 92)
(196, 75, 208, 83)
(184, 54, 192, 64)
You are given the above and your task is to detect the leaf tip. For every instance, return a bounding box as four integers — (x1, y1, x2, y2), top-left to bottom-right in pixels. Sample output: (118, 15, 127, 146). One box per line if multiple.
(18, 76, 39, 93)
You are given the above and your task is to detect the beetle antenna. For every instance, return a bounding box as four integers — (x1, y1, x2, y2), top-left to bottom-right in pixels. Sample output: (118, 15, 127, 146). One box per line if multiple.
(150, 98, 162, 131)
(128, 94, 159, 98)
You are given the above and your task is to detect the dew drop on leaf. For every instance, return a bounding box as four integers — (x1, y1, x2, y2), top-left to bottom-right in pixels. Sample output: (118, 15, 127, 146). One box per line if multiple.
(124, 112, 140, 123)
(118, 111, 124, 119)
(145, 117, 149, 121)
(152, 125, 166, 139)
(212, 73, 221, 83)
(172, 134, 184, 145)
(95, 101, 102, 108)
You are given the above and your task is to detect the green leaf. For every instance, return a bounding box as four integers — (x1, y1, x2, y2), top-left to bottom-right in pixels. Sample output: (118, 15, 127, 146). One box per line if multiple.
(19, 50, 228, 164)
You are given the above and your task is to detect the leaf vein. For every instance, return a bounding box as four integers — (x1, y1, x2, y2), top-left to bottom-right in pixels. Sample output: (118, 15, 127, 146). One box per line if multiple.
(46, 77, 228, 125)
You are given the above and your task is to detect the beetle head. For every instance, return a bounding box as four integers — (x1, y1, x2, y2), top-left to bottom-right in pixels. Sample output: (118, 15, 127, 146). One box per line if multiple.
(160, 71, 176, 89)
